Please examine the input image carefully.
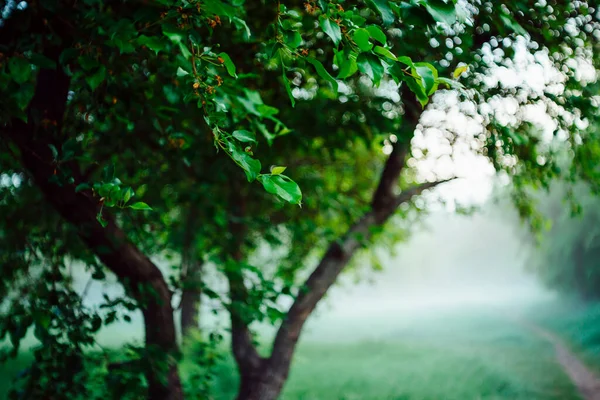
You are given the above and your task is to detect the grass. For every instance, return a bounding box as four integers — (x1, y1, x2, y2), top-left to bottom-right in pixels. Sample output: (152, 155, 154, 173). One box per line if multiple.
(527, 299, 600, 372)
(194, 308, 581, 400)
(0, 305, 586, 400)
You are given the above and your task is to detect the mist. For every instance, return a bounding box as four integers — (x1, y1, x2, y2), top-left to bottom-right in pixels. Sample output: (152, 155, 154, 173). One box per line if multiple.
(300, 193, 555, 342)
(43, 183, 555, 348)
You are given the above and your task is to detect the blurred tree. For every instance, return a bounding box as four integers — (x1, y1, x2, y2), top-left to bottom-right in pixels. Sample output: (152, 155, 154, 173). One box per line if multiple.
(526, 184, 600, 301)
(0, 1, 599, 400)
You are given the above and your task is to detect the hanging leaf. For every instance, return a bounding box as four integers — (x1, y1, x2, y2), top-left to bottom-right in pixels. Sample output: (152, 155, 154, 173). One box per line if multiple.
(282, 72, 296, 107)
(368, 0, 394, 25)
(86, 66, 106, 91)
(397, 56, 415, 69)
(306, 58, 339, 92)
(8, 57, 32, 84)
(366, 25, 387, 45)
(129, 202, 153, 210)
(75, 183, 91, 193)
(353, 29, 373, 52)
(373, 46, 397, 61)
(421, 0, 457, 25)
(403, 75, 429, 107)
(137, 35, 167, 54)
(122, 187, 135, 204)
(176, 67, 190, 77)
(48, 144, 59, 160)
(437, 77, 465, 90)
(270, 166, 287, 175)
(97, 213, 108, 227)
(500, 12, 528, 36)
(258, 174, 302, 205)
(413, 62, 438, 95)
(338, 56, 359, 79)
(453, 65, 468, 78)
(218, 52, 237, 77)
(357, 53, 384, 85)
(232, 130, 257, 143)
(228, 141, 261, 181)
(319, 16, 342, 46)
(284, 31, 302, 49)
(29, 54, 57, 69)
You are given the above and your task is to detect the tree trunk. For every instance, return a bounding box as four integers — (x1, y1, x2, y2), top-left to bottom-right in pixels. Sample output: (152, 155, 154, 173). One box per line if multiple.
(181, 262, 203, 335)
(231, 88, 453, 400)
(0, 40, 183, 399)
(236, 367, 285, 400)
(180, 205, 203, 337)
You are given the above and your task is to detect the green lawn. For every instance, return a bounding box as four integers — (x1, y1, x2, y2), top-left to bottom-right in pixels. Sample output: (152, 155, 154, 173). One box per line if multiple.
(194, 309, 581, 400)
(1, 306, 584, 400)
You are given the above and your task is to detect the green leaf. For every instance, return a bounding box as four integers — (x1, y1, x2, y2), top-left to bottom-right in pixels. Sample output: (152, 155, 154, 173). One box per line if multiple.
(29, 54, 57, 69)
(373, 46, 397, 61)
(48, 144, 59, 160)
(284, 30, 302, 49)
(270, 166, 287, 175)
(306, 58, 338, 92)
(437, 77, 465, 90)
(453, 65, 468, 78)
(228, 141, 261, 182)
(75, 183, 91, 193)
(351, 14, 367, 26)
(366, 25, 387, 45)
(404, 76, 429, 107)
(353, 29, 373, 52)
(86, 66, 106, 91)
(78, 55, 99, 71)
(232, 130, 257, 143)
(413, 62, 438, 95)
(338, 56, 358, 79)
(357, 53, 384, 85)
(319, 16, 342, 46)
(122, 187, 135, 203)
(103, 164, 115, 181)
(282, 71, 296, 107)
(97, 213, 108, 228)
(8, 57, 32, 84)
(368, 0, 394, 25)
(397, 56, 415, 69)
(422, 0, 457, 25)
(162, 23, 192, 59)
(218, 52, 237, 78)
(500, 13, 528, 36)
(176, 67, 190, 77)
(98, 183, 117, 198)
(258, 174, 302, 205)
(163, 23, 184, 43)
(129, 202, 152, 210)
(137, 35, 166, 54)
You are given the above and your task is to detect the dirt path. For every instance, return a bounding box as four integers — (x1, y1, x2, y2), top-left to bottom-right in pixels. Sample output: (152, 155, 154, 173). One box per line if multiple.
(527, 323, 600, 400)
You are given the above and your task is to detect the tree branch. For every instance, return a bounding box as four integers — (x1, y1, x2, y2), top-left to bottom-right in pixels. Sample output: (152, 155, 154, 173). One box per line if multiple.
(265, 86, 454, 386)
(371, 84, 422, 223)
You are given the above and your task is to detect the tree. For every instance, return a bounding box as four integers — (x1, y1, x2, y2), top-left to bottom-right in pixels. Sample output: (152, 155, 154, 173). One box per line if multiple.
(525, 184, 600, 301)
(0, 1, 599, 400)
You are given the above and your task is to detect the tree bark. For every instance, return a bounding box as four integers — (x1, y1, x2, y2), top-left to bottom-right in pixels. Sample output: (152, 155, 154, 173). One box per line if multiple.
(1, 40, 183, 400)
(180, 206, 203, 336)
(224, 184, 268, 398)
(180, 261, 203, 336)
(236, 365, 285, 400)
